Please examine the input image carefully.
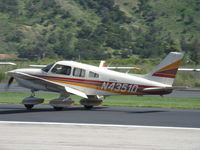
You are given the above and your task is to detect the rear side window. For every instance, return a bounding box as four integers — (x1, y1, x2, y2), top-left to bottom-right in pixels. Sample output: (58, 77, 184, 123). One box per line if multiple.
(51, 64, 71, 75)
(89, 71, 99, 78)
(73, 68, 85, 77)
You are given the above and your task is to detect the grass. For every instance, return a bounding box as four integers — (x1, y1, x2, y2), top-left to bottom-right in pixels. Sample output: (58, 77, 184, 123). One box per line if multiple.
(105, 95, 200, 109)
(0, 92, 200, 109)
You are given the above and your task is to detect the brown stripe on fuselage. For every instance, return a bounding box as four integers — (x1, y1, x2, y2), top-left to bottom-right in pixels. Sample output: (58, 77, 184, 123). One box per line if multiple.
(158, 60, 181, 72)
(32, 74, 163, 95)
(153, 68, 178, 78)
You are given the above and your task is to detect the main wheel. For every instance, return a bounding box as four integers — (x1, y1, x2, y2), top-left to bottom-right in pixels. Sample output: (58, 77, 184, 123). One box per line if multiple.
(84, 105, 93, 110)
(53, 106, 64, 111)
(24, 104, 34, 110)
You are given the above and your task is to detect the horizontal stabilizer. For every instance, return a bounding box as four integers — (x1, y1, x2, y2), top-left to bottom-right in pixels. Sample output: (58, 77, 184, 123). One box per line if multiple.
(143, 86, 187, 94)
(178, 68, 200, 72)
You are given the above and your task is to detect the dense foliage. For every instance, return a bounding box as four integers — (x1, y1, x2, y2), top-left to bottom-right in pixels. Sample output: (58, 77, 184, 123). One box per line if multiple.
(0, 0, 200, 63)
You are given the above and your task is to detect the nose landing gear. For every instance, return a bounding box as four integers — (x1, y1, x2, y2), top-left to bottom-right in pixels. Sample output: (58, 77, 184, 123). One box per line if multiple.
(22, 91, 44, 110)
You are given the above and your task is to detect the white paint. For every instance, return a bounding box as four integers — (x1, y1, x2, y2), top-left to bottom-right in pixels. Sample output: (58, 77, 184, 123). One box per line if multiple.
(0, 121, 199, 131)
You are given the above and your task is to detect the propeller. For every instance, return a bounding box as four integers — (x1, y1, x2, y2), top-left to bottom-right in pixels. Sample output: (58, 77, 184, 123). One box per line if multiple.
(6, 77, 14, 90)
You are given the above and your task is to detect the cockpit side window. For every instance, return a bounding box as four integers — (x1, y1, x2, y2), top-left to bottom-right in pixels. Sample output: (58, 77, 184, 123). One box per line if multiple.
(89, 71, 99, 78)
(51, 64, 71, 75)
(42, 63, 55, 72)
(73, 68, 85, 77)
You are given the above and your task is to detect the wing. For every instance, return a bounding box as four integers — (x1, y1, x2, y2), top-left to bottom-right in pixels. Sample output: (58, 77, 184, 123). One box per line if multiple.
(29, 65, 47, 68)
(0, 62, 16, 65)
(178, 68, 200, 72)
(106, 67, 141, 70)
(99, 60, 140, 70)
(12, 72, 88, 98)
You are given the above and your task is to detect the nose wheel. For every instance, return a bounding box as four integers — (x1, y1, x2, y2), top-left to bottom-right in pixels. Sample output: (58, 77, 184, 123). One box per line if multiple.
(84, 105, 93, 110)
(23, 91, 44, 110)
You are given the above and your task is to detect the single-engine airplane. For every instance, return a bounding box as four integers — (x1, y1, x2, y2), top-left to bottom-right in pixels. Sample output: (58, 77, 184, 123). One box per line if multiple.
(6, 52, 184, 110)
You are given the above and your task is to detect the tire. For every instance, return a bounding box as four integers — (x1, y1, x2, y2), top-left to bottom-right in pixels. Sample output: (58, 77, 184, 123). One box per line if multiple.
(84, 105, 93, 110)
(24, 104, 34, 110)
(53, 106, 64, 111)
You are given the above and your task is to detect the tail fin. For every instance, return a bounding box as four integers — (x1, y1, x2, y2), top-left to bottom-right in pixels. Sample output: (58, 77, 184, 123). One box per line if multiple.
(144, 52, 184, 85)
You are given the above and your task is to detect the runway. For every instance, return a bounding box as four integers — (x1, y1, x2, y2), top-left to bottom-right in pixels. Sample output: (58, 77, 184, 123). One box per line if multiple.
(1, 84, 200, 149)
(0, 107, 200, 150)
(0, 121, 199, 150)
(0, 104, 200, 128)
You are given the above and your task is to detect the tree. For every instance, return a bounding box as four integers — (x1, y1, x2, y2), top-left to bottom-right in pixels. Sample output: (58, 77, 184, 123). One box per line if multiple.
(189, 37, 200, 64)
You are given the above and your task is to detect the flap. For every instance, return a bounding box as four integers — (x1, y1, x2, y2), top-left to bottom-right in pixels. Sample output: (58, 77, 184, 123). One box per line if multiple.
(65, 86, 88, 98)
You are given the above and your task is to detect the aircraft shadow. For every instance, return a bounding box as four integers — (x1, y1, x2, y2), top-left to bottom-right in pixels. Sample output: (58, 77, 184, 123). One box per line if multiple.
(0, 106, 168, 115)
(89, 108, 168, 114)
(0, 106, 107, 115)
(127, 110, 167, 114)
(0, 108, 55, 115)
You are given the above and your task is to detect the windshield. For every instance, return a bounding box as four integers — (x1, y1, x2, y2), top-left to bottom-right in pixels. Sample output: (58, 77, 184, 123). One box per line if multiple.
(42, 62, 55, 72)
(51, 64, 72, 75)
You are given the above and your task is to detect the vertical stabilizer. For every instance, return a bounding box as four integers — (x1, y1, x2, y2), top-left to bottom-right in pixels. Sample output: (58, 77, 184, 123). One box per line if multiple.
(144, 52, 184, 85)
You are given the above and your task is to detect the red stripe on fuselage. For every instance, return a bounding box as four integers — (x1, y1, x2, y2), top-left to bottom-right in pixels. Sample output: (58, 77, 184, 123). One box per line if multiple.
(33, 74, 156, 89)
(153, 68, 178, 78)
(153, 73, 176, 78)
(156, 68, 178, 75)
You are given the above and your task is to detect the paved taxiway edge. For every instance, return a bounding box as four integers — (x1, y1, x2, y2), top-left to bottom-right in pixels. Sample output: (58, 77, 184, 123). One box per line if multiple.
(0, 121, 200, 150)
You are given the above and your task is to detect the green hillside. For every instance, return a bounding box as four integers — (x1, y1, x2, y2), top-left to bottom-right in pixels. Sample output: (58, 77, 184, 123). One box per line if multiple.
(0, 0, 200, 63)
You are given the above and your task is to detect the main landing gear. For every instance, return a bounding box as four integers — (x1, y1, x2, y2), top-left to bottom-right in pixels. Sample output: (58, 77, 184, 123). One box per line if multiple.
(80, 96, 103, 110)
(49, 92, 74, 111)
(84, 105, 94, 110)
(22, 91, 103, 111)
(24, 104, 34, 110)
(22, 91, 44, 110)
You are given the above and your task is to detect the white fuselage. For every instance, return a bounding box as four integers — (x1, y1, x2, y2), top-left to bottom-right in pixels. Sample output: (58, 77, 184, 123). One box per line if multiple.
(8, 61, 170, 96)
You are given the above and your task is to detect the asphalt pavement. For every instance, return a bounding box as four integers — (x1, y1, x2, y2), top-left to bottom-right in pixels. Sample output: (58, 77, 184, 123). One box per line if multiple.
(0, 104, 200, 128)
(1, 83, 200, 150)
